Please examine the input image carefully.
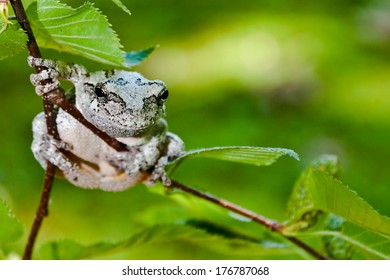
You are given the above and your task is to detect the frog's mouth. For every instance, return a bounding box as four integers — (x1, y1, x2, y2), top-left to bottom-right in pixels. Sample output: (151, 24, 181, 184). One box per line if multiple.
(86, 110, 165, 138)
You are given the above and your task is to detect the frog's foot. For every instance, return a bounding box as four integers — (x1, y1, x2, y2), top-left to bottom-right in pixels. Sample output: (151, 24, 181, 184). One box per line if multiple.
(42, 135, 73, 151)
(30, 70, 59, 96)
(37, 135, 77, 173)
(144, 133, 185, 187)
(28, 56, 60, 96)
(106, 151, 138, 175)
(143, 157, 171, 187)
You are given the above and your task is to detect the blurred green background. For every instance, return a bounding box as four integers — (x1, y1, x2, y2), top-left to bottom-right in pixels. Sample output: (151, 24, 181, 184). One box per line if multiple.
(0, 0, 389, 259)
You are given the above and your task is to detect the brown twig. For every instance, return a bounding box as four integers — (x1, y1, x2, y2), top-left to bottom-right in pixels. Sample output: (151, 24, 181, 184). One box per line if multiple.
(10, 0, 40, 57)
(45, 90, 128, 152)
(11, 0, 127, 151)
(10, 0, 121, 260)
(22, 162, 56, 259)
(168, 180, 328, 260)
(10, 0, 58, 260)
(11, 0, 128, 259)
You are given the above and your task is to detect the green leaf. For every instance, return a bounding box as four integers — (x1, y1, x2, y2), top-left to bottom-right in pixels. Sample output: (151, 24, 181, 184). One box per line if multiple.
(290, 216, 390, 259)
(38, 224, 294, 259)
(0, 23, 28, 60)
(168, 146, 299, 174)
(287, 169, 390, 235)
(26, 0, 125, 67)
(285, 155, 390, 259)
(0, 200, 24, 244)
(124, 46, 157, 67)
(110, 0, 131, 16)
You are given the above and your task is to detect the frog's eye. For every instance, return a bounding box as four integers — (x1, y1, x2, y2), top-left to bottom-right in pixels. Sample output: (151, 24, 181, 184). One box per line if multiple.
(159, 88, 169, 101)
(94, 85, 107, 97)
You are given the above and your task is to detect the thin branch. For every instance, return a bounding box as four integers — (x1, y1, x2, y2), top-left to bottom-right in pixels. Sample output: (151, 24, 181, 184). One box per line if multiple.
(11, 0, 127, 151)
(168, 180, 328, 260)
(10, 0, 127, 259)
(45, 90, 128, 152)
(10, 0, 58, 260)
(10, 0, 41, 58)
(22, 162, 56, 260)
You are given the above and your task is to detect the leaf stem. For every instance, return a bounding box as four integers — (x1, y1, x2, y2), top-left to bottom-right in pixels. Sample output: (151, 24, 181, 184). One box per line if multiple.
(168, 179, 328, 260)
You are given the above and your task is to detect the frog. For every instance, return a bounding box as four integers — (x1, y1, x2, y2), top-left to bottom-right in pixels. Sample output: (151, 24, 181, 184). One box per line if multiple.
(28, 56, 184, 191)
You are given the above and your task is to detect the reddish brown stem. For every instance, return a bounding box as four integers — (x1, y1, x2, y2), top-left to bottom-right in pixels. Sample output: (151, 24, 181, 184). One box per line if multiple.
(10, 0, 58, 260)
(10, 0, 127, 260)
(45, 90, 128, 152)
(22, 163, 56, 260)
(10, 0, 41, 58)
(169, 180, 328, 260)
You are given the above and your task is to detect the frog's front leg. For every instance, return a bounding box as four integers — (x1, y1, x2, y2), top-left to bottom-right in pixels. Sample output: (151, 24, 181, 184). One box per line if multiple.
(106, 137, 161, 178)
(145, 133, 185, 186)
(28, 56, 86, 96)
(105, 134, 182, 187)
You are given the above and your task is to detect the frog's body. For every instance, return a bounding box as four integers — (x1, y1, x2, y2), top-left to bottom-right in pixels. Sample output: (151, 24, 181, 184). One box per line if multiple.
(29, 57, 184, 191)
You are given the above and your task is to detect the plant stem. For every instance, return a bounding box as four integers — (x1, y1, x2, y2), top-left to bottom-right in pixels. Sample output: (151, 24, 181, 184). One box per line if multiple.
(22, 163, 55, 260)
(23, 103, 60, 259)
(45, 90, 128, 152)
(10, 0, 127, 259)
(168, 180, 328, 260)
(10, 0, 40, 58)
(11, 0, 58, 260)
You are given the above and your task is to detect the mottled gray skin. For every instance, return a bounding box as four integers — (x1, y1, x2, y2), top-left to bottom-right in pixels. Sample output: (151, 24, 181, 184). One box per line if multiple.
(29, 57, 184, 191)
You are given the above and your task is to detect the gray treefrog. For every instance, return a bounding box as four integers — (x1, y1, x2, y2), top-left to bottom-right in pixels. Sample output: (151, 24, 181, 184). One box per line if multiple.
(28, 56, 184, 191)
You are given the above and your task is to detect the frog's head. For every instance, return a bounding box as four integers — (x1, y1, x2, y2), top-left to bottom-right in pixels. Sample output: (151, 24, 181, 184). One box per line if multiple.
(76, 70, 168, 137)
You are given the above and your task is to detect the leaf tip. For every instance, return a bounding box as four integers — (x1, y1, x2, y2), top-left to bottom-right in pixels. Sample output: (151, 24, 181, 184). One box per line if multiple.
(287, 149, 300, 161)
(270, 148, 300, 161)
(123, 45, 158, 68)
(111, 0, 132, 16)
